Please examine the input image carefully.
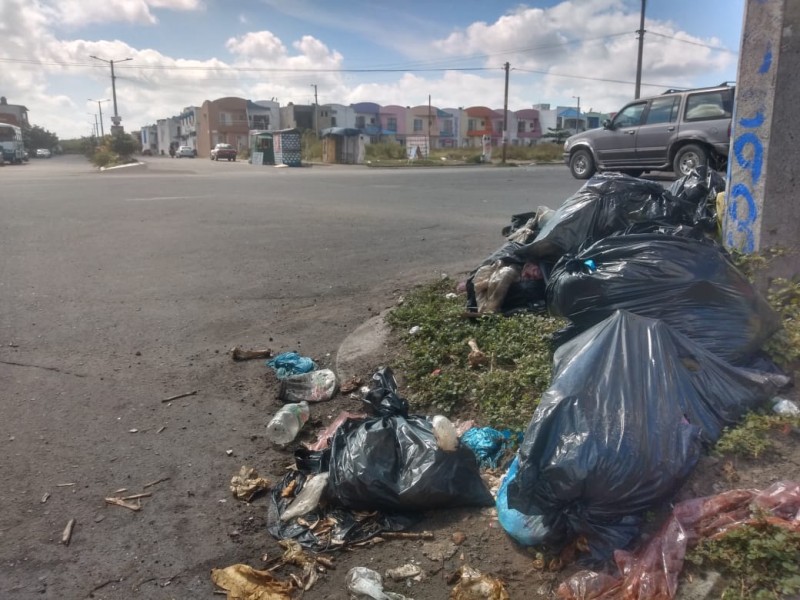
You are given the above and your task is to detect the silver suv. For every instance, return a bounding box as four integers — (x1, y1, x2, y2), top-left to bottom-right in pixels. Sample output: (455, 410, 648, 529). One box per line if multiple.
(563, 83, 734, 179)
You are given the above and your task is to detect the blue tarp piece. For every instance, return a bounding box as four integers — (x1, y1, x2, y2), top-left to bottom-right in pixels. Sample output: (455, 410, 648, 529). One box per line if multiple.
(461, 427, 517, 468)
(266, 352, 317, 379)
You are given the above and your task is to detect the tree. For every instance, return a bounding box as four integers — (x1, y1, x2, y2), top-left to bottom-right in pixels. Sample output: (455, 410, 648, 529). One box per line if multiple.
(540, 127, 571, 144)
(23, 124, 59, 151)
(109, 132, 140, 159)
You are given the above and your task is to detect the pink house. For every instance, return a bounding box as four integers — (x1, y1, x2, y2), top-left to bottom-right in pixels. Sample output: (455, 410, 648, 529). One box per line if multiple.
(379, 105, 407, 143)
(515, 109, 542, 145)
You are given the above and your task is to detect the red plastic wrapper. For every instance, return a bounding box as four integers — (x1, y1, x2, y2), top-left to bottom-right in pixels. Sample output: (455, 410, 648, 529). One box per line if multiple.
(558, 481, 800, 600)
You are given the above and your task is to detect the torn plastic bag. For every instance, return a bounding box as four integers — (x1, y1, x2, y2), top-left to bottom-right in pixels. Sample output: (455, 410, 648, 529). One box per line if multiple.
(279, 369, 338, 403)
(496, 457, 550, 546)
(667, 165, 726, 232)
(266, 352, 317, 379)
(546, 232, 780, 364)
(268, 468, 419, 552)
(328, 367, 494, 512)
(461, 427, 517, 469)
(519, 173, 698, 262)
(506, 311, 788, 564)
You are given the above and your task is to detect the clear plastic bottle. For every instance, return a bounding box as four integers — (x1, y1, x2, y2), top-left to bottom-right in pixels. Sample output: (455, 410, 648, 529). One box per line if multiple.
(266, 401, 310, 445)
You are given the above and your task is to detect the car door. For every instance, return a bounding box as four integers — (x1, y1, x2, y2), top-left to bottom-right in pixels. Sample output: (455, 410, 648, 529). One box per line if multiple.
(593, 102, 646, 167)
(635, 95, 680, 167)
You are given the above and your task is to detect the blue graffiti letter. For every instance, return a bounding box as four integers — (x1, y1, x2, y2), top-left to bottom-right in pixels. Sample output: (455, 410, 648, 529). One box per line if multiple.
(728, 183, 758, 252)
(734, 132, 763, 184)
(759, 43, 772, 74)
(739, 112, 765, 129)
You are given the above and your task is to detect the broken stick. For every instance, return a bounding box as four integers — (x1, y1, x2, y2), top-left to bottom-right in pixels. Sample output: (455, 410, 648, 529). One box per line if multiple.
(143, 476, 170, 489)
(120, 492, 152, 501)
(381, 531, 434, 540)
(161, 390, 198, 403)
(105, 497, 141, 512)
(229, 346, 273, 361)
(62, 519, 76, 545)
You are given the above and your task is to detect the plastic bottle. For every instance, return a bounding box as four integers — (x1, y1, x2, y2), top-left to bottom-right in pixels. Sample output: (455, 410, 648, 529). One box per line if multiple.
(266, 401, 310, 445)
(281, 473, 329, 522)
(432, 415, 458, 451)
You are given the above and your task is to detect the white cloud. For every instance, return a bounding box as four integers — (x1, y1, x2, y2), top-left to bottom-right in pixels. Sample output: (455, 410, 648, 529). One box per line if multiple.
(41, 0, 202, 26)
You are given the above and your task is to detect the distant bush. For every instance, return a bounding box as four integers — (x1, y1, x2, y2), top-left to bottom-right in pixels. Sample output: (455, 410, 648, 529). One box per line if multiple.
(91, 148, 115, 168)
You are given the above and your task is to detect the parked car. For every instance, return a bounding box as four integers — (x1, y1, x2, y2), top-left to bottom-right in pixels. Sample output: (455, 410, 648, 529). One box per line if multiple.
(35, 148, 52, 158)
(176, 145, 195, 158)
(210, 143, 237, 161)
(563, 83, 735, 179)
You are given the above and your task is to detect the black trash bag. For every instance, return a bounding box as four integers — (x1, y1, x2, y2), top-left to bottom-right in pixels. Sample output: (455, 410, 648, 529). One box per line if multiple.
(546, 232, 781, 364)
(518, 173, 698, 262)
(506, 311, 789, 565)
(668, 166, 726, 232)
(327, 367, 494, 512)
(267, 469, 418, 552)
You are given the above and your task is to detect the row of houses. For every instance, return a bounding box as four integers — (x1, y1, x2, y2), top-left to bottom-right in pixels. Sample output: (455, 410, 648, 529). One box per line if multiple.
(139, 96, 611, 161)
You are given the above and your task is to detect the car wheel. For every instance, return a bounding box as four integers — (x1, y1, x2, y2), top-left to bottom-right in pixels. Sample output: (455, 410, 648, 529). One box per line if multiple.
(673, 144, 708, 177)
(569, 149, 596, 179)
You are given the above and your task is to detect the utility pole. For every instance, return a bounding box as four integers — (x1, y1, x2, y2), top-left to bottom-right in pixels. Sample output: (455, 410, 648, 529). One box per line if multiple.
(311, 84, 319, 136)
(634, 0, 647, 99)
(572, 96, 581, 132)
(89, 98, 110, 137)
(502, 62, 510, 164)
(428, 94, 432, 157)
(90, 55, 133, 130)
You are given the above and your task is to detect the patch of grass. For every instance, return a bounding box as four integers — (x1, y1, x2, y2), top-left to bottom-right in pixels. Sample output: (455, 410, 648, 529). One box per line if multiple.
(386, 279, 563, 429)
(686, 518, 800, 599)
(764, 277, 800, 378)
(714, 412, 800, 459)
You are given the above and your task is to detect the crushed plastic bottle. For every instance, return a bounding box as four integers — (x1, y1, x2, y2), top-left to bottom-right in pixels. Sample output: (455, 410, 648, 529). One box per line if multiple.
(281, 472, 329, 522)
(432, 415, 458, 451)
(346, 567, 412, 600)
(266, 401, 310, 445)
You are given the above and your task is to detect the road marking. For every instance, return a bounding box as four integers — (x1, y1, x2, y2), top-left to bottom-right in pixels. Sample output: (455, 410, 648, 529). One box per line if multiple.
(124, 196, 205, 202)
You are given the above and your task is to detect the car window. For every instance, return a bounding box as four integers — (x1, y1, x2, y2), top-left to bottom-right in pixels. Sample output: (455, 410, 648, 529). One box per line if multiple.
(644, 96, 679, 125)
(684, 89, 733, 121)
(613, 103, 646, 128)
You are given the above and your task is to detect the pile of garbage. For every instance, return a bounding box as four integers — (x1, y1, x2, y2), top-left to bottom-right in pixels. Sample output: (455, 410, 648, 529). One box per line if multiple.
(462, 169, 795, 594)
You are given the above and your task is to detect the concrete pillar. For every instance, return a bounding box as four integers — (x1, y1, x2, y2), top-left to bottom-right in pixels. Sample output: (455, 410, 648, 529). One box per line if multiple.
(725, 0, 799, 278)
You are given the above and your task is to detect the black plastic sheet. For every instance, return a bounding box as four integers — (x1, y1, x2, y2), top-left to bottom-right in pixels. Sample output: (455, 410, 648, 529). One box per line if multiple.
(506, 310, 788, 564)
(328, 367, 494, 512)
(546, 232, 780, 364)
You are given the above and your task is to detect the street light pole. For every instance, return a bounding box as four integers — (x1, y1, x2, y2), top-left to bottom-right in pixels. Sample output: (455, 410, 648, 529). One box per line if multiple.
(89, 98, 110, 137)
(89, 56, 132, 128)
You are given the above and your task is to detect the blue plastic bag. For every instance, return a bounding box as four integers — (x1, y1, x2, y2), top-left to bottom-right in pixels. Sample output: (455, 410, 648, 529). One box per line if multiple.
(266, 352, 317, 379)
(461, 427, 517, 468)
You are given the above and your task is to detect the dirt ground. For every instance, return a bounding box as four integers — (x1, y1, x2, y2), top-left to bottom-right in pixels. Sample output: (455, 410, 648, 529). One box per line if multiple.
(163, 326, 800, 599)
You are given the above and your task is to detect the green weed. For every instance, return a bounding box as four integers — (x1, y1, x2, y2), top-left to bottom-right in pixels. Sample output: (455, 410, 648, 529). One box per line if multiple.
(387, 279, 563, 429)
(715, 412, 800, 459)
(686, 519, 800, 599)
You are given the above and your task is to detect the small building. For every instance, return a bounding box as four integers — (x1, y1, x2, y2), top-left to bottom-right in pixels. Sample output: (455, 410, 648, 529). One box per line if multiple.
(249, 129, 302, 167)
(321, 127, 365, 164)
(0, 97, 29, 128)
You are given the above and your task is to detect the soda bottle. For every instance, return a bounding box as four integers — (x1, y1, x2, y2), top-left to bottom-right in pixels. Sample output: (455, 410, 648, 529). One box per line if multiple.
(266, 401, 310, 445)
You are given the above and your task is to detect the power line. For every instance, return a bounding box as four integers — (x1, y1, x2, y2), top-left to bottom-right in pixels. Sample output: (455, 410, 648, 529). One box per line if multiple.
(512, 67, 686, 89)
(647, 31, 737, 54)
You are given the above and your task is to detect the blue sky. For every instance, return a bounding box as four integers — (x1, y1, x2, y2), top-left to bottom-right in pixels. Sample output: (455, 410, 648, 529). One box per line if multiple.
(1, 0, 744, 138)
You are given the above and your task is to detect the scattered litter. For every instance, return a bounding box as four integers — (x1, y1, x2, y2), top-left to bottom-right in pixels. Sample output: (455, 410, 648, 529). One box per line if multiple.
(266, 352, 317, 379)
(449, 564, 510, 600)
(156, 426, 166, 434)
(161, 390, 198, 403)
(266, 539, 330, 591)
(421, 540, 457, 562)
(41, 492, 50, 504)
(772, 397, 800, 416)
(445, 293, 459, 299)
(452, 531, 466, 545)
(346, 567, 412, 600)
(431, 415, 458, 451)
(303, 411, 367, 452)
(466, 339, 488, 369)
(61, 519, 76, 546)
(266, 401, 310, 446)
(279, 369, 338, 403)
(280, 473, 329, 522)
(558, 480, 800, 600)
(104, 497, 141, 512)
(229, 346, 273, 361)
(56, 483, 75, 488)
(408, 326, 421, 335)
(119, 492, 151, 501)
(382, 531, 434, 541)
(128, 429, 138, 433)
(461, 427, 516, 469)
(210, 564, 294, 600)
(385, 564, 421, 581)
(230, 466, 271, 502)
(226, 449, 234, 456)
(339, 376, 363, 395)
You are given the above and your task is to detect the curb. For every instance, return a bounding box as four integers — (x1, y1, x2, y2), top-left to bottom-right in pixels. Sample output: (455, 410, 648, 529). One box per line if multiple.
(334, 309, 392, 382)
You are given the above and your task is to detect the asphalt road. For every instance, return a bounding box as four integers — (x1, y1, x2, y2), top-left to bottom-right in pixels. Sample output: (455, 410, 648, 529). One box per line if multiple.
(0, 155, 583, 598)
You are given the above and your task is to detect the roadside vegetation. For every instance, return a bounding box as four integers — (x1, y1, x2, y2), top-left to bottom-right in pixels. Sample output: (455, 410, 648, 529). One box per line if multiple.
(87, 132, 142, 168)
(387, 247, 800, 596)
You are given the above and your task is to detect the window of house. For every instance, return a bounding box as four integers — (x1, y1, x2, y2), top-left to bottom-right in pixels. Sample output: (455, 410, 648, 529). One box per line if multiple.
(413, 118, 423, 132)
(442, 120, 453, 134)
(517, 121, 526, 133)
(219, 112, 232, 125)
(370, 117, 376, 124)
(644, 96, 679, 125)
(331, 117, 337, 126)
(387, 117, 397, 132)
(467, 119, 477, 131)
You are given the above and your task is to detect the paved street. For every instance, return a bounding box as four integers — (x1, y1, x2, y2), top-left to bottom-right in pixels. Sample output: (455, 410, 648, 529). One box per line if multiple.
(0, 155, 582, 598)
